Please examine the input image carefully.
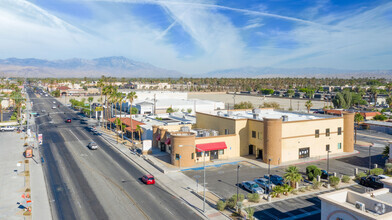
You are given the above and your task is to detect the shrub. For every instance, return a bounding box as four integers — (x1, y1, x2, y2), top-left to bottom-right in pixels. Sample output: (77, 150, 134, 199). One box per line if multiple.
(329, 176, 340, 187)
(312, 180, 321, 189)
(299, 187, 306, 192)
(245, 206, 255, 220)
(306, 185, 313, 191)
(370, 168, 384, 176)
(385, 163, 392, 174)
(341, 175, 351, 183)
(216, 200, 226, 211)
(247, 193, 260, 203)
(356, 172, 367, 180)
(291, 189, 298, 195)
(226, 194, 245, 209)
(306, 165, 322, 181)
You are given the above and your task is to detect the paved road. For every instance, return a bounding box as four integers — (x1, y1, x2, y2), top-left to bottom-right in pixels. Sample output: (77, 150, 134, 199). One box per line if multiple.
(28, 88, 200, 220)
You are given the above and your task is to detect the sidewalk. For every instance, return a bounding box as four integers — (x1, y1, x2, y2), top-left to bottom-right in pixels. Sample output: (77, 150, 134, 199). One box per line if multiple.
(26, 91, 52, 220)
(97, 127, 230, 220)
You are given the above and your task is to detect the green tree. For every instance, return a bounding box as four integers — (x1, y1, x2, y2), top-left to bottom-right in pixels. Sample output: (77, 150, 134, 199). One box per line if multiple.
(354, 113, 364, 144)
(306, 165, 321, 181)
(305, 100, 313, 113)
(126, 91, 138, 146)
(386, 96, 392, 108)
(382, 145, 390, 158)
(373, 114, 387, 121)
(166, 107, 175, 113)
(136, 125, 144, 141)
(284, 166, 303, 188)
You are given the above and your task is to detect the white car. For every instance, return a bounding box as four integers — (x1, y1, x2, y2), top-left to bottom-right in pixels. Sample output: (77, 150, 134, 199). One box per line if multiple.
(53, 101, 56, 104)
(45, 94, 48, 96)
(0, 126, 16, 131)
(52, 106, 56, 109)
(88, 142, 98, 150)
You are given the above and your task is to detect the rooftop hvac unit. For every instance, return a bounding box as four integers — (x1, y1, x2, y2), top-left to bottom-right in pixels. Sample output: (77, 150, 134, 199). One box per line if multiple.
(252, 108, 261, 114)
(203, 130, 210, 137)
(211, 130, 219, 136)
(180, 126, 190, 132)
(217, 111, 224, 116)
(253, 113, 259, 119)
(228, 111, 233, 116)
(355, 201, 365, 211)
(282, 115, 288, 122)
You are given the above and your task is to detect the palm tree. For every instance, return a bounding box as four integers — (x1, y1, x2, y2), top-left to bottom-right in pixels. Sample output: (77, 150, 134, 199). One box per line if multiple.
(136, 125, 144, 141)
(284, 166, 303, 188)
(370, 87, 379, 106)
(354, 113, 364, 144)
(305, 100, 313, 113)
(114, 92, 126, 141)
(386, 96, 392, 108)
(97, 78, 105, 124)
(126, 91, 138, 146)
(108, 86, 118, 131)
(0, 95, 4, 122)
(102, 86, 112, 129)
(114, 118, 122, 144)
(88, 97, 94, 118)
(287, 89, 295, 110)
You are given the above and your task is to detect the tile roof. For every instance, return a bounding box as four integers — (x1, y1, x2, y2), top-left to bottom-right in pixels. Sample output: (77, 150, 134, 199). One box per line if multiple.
(108, 117, 145, 130)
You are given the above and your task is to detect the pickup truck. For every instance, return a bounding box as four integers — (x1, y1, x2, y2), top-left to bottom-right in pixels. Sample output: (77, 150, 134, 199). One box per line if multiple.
(0, 126, 16, 131)
(360, 175, 384, 189)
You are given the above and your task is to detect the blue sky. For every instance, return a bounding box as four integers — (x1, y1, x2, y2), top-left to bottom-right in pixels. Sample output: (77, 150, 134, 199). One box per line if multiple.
(0, 0, 392, 74)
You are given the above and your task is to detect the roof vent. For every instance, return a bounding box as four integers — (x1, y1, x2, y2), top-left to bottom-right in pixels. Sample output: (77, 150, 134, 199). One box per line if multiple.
(282, 115, 288, 122)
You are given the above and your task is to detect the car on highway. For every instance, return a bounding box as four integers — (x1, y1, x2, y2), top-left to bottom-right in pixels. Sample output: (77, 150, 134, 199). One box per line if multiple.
(264, 175, 285, 186)
(254, 177, 275, 193)
(142, 175, 155, 185)
(360, 175, 384, 189)
(52, 106, 56, 109)
(87, 142, 98, 150)
(66, 118, 72, 123)
(53, 101, 56, 104)
(0, 126, 16, 132)
(241, 181, 264, 194)
(45, 94, 48, 96)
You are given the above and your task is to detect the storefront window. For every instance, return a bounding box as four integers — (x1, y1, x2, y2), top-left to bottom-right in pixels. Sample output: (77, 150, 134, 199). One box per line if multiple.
(197, 152, 202, 157)
(219, 149, 224, 155)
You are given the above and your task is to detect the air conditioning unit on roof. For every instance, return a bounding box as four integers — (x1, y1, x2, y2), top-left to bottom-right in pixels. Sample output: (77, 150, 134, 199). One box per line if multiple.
(355, 201, 365, 211)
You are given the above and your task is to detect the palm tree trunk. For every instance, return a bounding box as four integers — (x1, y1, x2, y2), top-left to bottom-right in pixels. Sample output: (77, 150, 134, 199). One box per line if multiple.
(130, 101, 134, 146)
(355, 125, 357, 144)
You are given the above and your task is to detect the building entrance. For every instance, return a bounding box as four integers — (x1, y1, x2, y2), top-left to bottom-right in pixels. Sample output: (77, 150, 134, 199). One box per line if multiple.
(210, 150, 218, 160)
(258, 149, 263, 160)
(299, 147, 310, 159)
(249, 145, 254, 155)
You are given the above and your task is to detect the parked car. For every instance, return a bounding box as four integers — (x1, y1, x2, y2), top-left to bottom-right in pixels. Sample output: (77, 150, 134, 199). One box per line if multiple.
(66, 118, 72, 123)
(254, 178, 275, 193)
(52, 106, 56, 109)
(142, 174, 155, 185)
(378, 175, 390, 179)
(241, 181, 264, 194)
(87, 142, 98, 150)
(321, 170, 333, 179)
(53, 101, 56, 104)
(0, 126, 16, 132)
(264, 175, 285, 186)
(360, 175, 384, 189)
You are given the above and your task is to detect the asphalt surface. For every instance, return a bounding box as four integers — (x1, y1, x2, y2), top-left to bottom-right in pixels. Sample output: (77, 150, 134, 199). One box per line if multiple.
(28, 88, 200, 220)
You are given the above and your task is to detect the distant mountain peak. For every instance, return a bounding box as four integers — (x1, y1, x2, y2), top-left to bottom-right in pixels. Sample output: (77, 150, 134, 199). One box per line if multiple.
(0, 57, 181, 78)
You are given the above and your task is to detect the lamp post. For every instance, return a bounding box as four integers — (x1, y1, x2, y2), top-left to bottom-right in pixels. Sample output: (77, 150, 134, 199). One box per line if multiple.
(236, 164, 241, 207)
(369, 143, 374, 172)
(179, 145, 206, 212)
(268, 158, 272, 202)
(327, 150, 331, 188)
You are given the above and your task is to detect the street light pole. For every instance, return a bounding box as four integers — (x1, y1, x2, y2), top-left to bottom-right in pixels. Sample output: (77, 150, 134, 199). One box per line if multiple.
(327, 150, 331, 187)
(369, 143, 374, 172)
(236, 164, 241, 205)
(268, 158, 272, 201)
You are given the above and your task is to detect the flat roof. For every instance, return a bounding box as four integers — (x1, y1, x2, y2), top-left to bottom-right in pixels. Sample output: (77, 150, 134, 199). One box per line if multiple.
(364, 120, 392, 128)
(208, 109, 336, 122)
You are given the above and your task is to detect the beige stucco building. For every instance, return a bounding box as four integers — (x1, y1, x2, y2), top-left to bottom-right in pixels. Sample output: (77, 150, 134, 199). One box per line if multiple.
(152, 109, 354, 167)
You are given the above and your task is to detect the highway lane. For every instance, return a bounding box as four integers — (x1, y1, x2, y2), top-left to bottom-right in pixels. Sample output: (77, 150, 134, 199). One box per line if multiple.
(30, 89, 201, 220)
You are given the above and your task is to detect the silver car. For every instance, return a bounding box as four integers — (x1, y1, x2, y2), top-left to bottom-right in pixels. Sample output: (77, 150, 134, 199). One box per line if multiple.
(241, 181, 264, 194)
(88, 142, 98, 150)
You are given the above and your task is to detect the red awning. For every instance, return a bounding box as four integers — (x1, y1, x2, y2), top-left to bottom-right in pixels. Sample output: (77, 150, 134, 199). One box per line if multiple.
(165, 138, 171, 145)
(156, 136, 161, 141)
(196, 142, 227, 152)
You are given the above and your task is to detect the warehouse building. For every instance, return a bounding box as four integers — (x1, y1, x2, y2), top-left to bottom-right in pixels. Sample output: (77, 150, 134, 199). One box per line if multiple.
(152, 109, 354, 167)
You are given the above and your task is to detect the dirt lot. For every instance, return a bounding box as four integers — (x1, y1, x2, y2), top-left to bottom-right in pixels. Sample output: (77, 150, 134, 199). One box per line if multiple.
(188, 93, 327, 111)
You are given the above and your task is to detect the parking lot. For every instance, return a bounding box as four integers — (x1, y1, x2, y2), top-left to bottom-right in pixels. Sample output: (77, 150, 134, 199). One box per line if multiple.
(183, 144, 385, 199)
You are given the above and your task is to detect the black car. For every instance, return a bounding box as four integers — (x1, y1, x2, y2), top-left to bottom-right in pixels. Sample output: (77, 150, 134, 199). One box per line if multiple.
(360, 175, 384, 189)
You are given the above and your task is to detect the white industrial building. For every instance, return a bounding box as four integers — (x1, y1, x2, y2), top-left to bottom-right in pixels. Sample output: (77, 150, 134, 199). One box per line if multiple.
(119, 91, 224, 115)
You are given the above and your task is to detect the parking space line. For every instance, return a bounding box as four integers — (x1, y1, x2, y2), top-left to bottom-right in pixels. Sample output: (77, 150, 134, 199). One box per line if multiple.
(280, 210, 320, 220)
(255, 208, 279, 220)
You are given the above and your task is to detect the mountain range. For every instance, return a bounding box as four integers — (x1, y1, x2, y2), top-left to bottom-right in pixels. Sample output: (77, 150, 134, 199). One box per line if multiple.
(0, 56, 391, 78)
(0, 57, 181, 78)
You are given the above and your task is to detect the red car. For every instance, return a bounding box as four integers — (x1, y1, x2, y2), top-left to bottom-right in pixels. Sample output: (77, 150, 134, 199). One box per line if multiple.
(66, 119, 72, 123)
(142, 174, 155, 185)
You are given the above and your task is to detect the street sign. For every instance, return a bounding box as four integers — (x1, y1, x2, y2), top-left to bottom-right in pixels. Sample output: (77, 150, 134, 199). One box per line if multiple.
(95, 107, 103, 111)
(38, 134, 43, 145)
